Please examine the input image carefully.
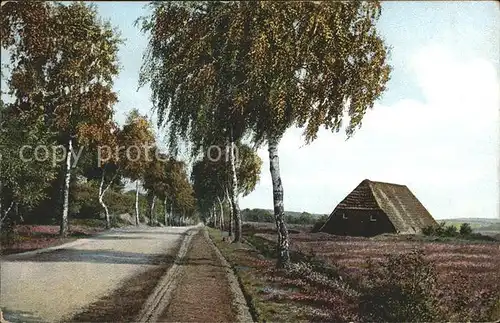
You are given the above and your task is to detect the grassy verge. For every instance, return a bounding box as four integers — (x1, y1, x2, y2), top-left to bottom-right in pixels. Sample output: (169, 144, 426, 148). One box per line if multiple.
(208, 228, 348, 322)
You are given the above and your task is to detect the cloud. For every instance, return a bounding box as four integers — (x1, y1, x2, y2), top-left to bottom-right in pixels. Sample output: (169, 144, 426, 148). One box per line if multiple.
(241, 44, 499, 219)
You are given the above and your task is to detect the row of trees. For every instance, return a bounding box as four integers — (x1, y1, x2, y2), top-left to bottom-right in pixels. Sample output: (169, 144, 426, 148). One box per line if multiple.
(1, 2, 196, 235)
(139, 1, 391, 267)
(191, 143, 262, 235)
(2, 2, 392, 269)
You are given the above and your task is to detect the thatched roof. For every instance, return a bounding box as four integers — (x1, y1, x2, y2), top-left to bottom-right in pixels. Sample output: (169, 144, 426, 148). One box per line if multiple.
(330, 179, 437, 233)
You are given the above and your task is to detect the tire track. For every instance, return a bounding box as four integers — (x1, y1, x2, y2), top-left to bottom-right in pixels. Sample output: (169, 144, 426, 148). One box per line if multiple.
(136, 226, 199, 322)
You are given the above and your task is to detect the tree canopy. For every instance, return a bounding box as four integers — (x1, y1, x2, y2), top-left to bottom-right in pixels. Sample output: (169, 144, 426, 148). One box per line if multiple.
(138, 0, 391, 265)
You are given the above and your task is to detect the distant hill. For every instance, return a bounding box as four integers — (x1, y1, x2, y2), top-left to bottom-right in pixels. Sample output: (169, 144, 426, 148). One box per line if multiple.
(282, 210, 328, 218)
(440, 218, 499, 226)
(440, 218, 500, 224)
(240, 208, 328, 225)
(439, 218, 500, 234)
(242, 208, 327, 218)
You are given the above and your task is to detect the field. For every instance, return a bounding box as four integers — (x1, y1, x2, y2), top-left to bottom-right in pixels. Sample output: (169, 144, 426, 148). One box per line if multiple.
(241, 222, 500, 321)
(243, 221, 314, 234)
(257, 231, 500, 289)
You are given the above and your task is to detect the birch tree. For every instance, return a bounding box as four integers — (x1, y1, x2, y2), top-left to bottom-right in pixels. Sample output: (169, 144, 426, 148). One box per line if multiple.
(2, 2, 122, 236)
(1, 2, 57, 230)
(142, 148, 168, 226)
(0, 102, 56, 231)
(138, 2, 249, 241)
(90, 124, 121, 229)
(237, 1, 391, 267)
(172, 163, 196, 226)
(119, 109, 155, 226)
(163, 158, 186, 226)
(51, 3, 121, 236)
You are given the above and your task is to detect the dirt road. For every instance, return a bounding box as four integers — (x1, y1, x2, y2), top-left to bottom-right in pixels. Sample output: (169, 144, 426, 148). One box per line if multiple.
(0, 225, 196, 322)
(159, 230, 251, 322)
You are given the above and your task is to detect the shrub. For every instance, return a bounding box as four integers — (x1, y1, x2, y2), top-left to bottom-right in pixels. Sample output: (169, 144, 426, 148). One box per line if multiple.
(104, 189, 137, 216)
(443, 224, 458, 237)
(459, 223, 473, 235)
(70, 182, 101, 218)
(422, 224, 435, 236)
(110, 215, 128, 228)
(423, 222, 472, 239)
(284, 261, 360, 322)
(359, 250, 443, 322)
(434, 221, 447, 236)
(0, 220, 21, 245)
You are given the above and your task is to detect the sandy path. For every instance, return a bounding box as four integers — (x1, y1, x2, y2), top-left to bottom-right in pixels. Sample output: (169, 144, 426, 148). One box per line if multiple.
(159, 230, 250, 322)
(0, 225, 194, 322)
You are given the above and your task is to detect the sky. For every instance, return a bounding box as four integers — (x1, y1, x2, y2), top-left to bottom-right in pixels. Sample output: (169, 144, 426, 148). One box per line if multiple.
(16, 1, 500, 219)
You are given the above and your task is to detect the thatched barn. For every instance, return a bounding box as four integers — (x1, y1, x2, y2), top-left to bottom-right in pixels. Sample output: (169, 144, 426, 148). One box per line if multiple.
(317, 179, 437, 236)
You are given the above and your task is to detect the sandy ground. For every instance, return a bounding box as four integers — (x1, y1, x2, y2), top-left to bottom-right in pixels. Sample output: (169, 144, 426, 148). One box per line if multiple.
(0, 225, 194, 322)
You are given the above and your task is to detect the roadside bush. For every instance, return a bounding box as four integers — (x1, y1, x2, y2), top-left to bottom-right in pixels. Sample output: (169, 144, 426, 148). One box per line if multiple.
(359, 250, 443, 322)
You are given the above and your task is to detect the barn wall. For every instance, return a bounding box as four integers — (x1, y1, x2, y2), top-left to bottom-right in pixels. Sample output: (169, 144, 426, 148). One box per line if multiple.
(320, 209, 396, 237)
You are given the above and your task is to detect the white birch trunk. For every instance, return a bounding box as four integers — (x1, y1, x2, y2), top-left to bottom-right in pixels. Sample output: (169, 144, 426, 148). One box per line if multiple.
(135, 180, 140, 226)
(0, 202, 14, 233)
(212, 205, 217, 229)
(170, 204, 173, 226)
(225, 186, 233, 236)
(99, 169, 110, 229)
(150, 195, 156, 225)
(268, 136, 290, 268)
(217, 196, 224, 231)
(229, 134, 242, 242)
(164, 198, 168, 226)
(148, 195, 156, 225)
(60, 138, 72, 237)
